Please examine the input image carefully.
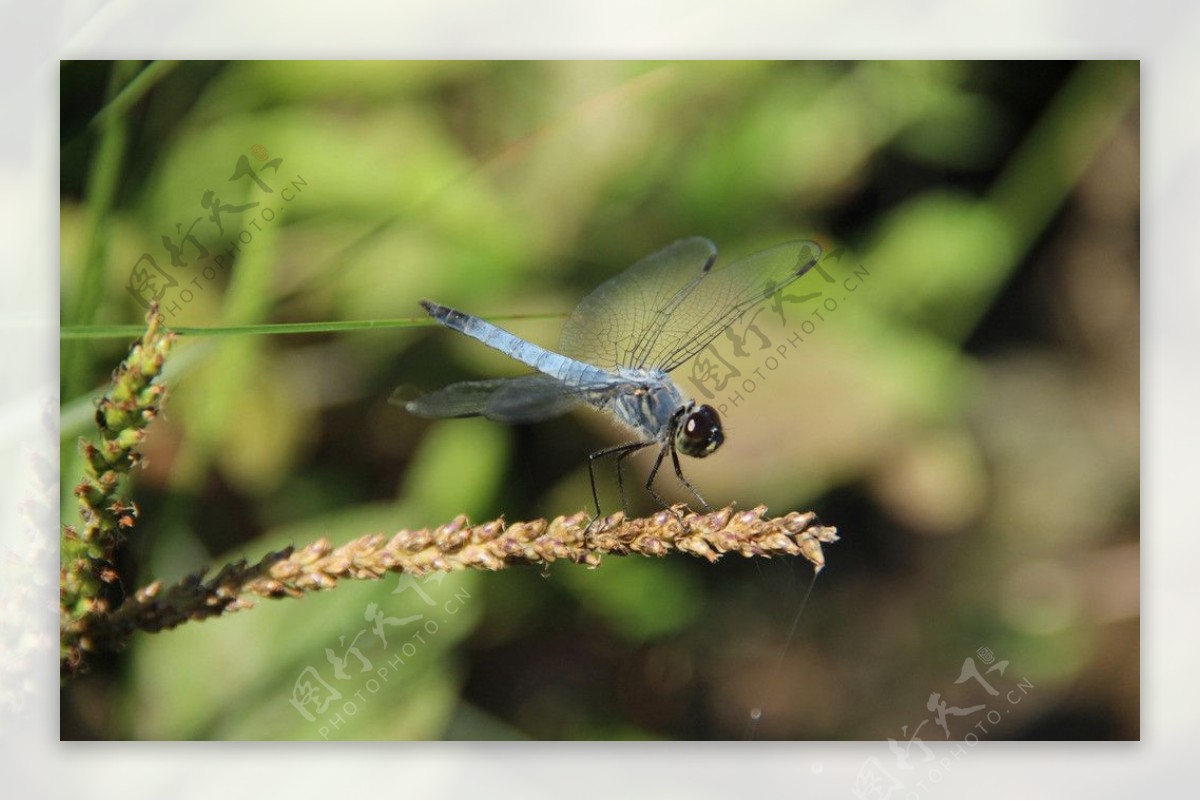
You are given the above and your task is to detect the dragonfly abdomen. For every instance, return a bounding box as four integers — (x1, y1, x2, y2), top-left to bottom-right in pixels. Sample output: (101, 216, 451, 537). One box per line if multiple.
(420, 300, 604, 385)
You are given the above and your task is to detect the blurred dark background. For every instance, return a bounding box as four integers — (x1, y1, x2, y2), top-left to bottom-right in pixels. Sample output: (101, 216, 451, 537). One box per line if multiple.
(60, 60, 1138, 740)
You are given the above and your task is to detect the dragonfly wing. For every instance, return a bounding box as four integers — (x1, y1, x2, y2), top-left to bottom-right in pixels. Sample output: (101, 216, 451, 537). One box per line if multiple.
(485, 373, 585, 423)
(558, 237, 718, 369)
(398, 379, 511, 419)
(400, 375, 585, 424)
(651, 240, 822, 372)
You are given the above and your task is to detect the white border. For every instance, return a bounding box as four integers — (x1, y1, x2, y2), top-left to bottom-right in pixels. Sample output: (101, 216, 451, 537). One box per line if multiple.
(5, 0, 1194, 797)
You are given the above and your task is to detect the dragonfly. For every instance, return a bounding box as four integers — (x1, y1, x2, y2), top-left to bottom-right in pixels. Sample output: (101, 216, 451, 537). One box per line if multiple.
(399, 236, 822, 516)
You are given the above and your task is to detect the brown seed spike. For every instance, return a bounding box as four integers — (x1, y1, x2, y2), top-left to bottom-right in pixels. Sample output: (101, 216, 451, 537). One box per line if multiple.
(74, 505, 837, 661)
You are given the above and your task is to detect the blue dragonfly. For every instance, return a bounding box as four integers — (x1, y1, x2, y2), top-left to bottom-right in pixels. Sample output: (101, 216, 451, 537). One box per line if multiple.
(399, 237, 822, 516)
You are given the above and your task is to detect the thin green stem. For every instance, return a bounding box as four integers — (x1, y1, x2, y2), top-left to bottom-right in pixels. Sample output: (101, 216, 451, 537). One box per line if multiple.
(70, 61, 138, 327)
(88, 60, 180, 129)
(64, 60, 140, 400)
(989, 60, 1138, 252)
(59, 311, 566, 340)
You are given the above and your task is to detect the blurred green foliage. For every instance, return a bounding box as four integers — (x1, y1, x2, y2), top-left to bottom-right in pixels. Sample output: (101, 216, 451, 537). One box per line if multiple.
(60, 60, 1139, 741)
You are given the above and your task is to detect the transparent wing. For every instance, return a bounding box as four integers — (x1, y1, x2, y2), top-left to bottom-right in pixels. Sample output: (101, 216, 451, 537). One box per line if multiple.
(558, 237, 719, 369)
(400, 374, 590, 424)
(486, 374, 585, 423)
(396, 379, 507, 418)
(645, 239, 822, 372)
(558, 238, 822, 372)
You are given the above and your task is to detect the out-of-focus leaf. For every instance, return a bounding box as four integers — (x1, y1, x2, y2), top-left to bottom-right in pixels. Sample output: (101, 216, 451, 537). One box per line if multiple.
(558, 554, 702, 641)
(863, 191, 1017, 338)
(402, 416, 510, 522)
(894, 92, 1009, 169)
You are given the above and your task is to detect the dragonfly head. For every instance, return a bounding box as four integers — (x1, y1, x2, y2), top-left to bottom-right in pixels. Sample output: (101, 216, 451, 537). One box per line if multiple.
(676, 403, 724, 458)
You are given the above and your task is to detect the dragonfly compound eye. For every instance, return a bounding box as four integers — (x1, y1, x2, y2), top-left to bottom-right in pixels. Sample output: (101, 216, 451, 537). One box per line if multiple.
(677, 404, 724, 458)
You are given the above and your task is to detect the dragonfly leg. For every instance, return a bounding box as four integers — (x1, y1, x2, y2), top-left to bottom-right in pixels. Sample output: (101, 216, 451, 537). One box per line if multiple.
(588, 440, 653, 518)
(615, 442, 656, 513)
(643, 442, 675, 510)
(670, 443, 710, 512)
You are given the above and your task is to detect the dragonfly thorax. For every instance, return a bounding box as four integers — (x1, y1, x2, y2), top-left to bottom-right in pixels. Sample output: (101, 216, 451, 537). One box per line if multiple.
(593, 369, 724, 459)
(597, 367, 690, 442)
